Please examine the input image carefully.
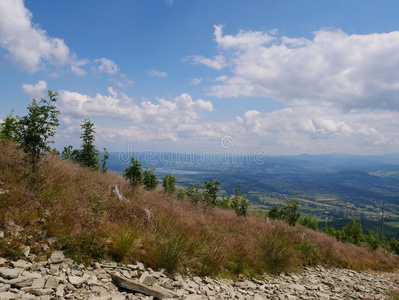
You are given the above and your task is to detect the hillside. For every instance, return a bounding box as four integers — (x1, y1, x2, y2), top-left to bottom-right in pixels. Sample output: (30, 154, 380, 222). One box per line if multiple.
(0, 140, 398, 279)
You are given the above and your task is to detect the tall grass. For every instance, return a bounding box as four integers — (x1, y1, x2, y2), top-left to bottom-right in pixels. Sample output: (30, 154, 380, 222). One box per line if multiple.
(0, 140, 398, 276)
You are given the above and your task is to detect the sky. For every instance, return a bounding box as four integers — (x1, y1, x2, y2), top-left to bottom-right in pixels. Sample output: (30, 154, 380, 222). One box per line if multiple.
(1, 0, 399, 155)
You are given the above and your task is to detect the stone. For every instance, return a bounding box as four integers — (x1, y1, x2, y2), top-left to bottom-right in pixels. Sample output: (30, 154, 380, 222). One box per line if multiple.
(44, 276, 58, 289)
(68, 275, 87, 287)
(139, 272, 157, 286)
(0, 292, 17, 299)
(31, 288, 53, 296)
(48, 251, 64, 264)
(111, 274, 177, 299)
(0, 268, 24, 279)
(11, 260, 32, 270)
(8, 276, 34, 288)
(31, 278, 45, 289)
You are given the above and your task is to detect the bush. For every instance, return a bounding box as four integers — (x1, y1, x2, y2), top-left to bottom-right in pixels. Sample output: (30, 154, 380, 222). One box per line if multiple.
(299, 215, 319, 230)
(296, 241, 323, 266)
(261, 229, 298, 274)
(154, 233, 188, 274)
(108, 226, 141, 262)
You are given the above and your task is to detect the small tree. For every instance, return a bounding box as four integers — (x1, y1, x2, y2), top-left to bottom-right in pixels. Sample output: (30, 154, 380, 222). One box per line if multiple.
(124, 156, 143, 188)
(15, 90, 60, 172)
(143, 166, 158, 190)
(231, 185, 241, 212)
(0, 110, 17, 141)
(236, 194, 249, 217)
(203, 179, 220, 205)
(282, 198, 301, 226)
(268, 205, 283, 220)
(78, 119, 99, 169)
(177, 187, 186, 199)
(101, 147, 109, 172)
(186, 183, 202, 203)
(220, 195, 231, 209)
(299, 215, 319, 230)
(163, 173, 176, 195)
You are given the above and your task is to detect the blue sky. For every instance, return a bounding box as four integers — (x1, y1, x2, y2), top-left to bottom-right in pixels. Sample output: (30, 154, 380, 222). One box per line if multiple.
(1, 0, 399, 154)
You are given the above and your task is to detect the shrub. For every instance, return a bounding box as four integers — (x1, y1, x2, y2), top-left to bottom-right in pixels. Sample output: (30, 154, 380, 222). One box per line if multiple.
(162, 174, 176, 195)
(154, 233, 188, 274)
(108, 226, 141, 262)
(261, 229, 298, 274)
(299, 215, 319, 230)
(296, 241, 323, 266)
(124, 156, 143, 188)
(143, 166, 158, 190)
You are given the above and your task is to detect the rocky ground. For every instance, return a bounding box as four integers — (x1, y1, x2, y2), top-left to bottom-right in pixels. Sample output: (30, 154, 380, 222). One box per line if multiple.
(0, 250, 398, 300)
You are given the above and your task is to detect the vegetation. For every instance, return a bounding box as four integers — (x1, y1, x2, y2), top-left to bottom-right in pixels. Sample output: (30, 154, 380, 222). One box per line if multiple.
(0, 140, 398, 277)
(268, 198, 301, 226)
(163, 174, 176, 195)
(143, 166, 158, 190)
(78, 119, 100, 170)
(14, 90, 60, 172)
(124, 156, 143, 188)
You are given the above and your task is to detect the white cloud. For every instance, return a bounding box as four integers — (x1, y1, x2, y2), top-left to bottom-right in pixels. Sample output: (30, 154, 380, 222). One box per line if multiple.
(196, 25, 399, 111)
(94, 58, 119, 74)
(111, 73, 134, 88)
(0, 0, 86, 75)
(22, 80, 47, 99)
(148, 69, 168, 77)
(57, 89, 215, 142)
(165, 0, 174, 5)
(190, 78, 203, 85)
(188, 54, 226, 70)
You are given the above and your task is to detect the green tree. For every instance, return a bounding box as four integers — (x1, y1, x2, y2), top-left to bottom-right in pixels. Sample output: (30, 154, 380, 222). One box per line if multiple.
(366, 231, 379, 251)
(282, 198, 301, 226)
(231, 185, 241, 212)
(268, 205, 282, 220)
(15, 90, 60, 172)
(124, 156, 143, 188)
(163, 173, 176, 195)
(203, 179, 220, 205)
(299, 215, 319, 230)
(186, 183, 202, 203)
(177, 187, 186, 199)
(340, 217, 364, 245)
(236, 194, 249, 217)
(78, 119, 99, 169)
(0, 110, 17, 141)
(143, 166, 158, 190)
(101, 148, 109, 172)
(220, 195, 231, 209)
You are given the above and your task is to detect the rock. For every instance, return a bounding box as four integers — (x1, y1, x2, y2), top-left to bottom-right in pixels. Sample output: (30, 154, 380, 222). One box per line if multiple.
(0, 292, 17, 299)
(0, 268, 24, 279)
(139, 272, 157, 286)
(48, 251, 64, 264)
(31, 288, 53, 296)
(8, 276, 34, 288)
(31, 278, 45, 289)
(68, 275, 87, 287)
(136, 262, 145, 271)
(111, 274, 177, 299)
(0, 258, 5, 267)
(11, 260, 31, 270)
(44, 276, 58, 289)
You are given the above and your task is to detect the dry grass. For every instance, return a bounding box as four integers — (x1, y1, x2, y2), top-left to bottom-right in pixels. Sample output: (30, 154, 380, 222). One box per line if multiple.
(0, 140, 398, 276)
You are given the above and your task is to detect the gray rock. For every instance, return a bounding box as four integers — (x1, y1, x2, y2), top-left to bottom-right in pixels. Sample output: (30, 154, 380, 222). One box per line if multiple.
(68, 275, 87, 287)
(139, 272, 157, 286)
(0, 268, 24, 279)
(0, 292, 17, 299)
(48, 251, 64, 264)
(31, 278, 45, 289)
(111, 274, 177, 299)
(10, 260, 31, 270)
(8, 276, 34, 288)
(44, 276, 58, 289)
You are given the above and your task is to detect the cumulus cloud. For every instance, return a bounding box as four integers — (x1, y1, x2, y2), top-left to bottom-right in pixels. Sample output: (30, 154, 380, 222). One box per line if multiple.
(57, 89, 215, 142)
(148, 69, 168, 77)
(190, 78, 203, 85)
(188, 55, 226, 70)
(22, 80, 48, 99)
(0, 0, 86, 75)
(195, 25, 399, 111)
(94, 58, 119, 74)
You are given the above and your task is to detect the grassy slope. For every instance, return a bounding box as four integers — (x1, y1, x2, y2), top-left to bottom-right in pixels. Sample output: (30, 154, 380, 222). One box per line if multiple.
(0, 140, 398, 277)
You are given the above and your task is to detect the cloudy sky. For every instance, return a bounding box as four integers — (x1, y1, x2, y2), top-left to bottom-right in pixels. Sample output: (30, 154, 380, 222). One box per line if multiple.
(1, 0, 399, 155)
